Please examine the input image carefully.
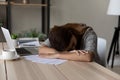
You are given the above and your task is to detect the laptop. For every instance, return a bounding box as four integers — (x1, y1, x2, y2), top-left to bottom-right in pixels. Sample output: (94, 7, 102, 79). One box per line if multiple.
(1, 27, 32, 56)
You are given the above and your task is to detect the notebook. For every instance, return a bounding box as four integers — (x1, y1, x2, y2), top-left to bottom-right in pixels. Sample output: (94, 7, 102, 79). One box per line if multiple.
(1, 27, 32, 56)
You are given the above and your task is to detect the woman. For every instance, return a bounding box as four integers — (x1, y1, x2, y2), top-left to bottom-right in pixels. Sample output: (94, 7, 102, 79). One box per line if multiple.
(39, 23, 99, 62)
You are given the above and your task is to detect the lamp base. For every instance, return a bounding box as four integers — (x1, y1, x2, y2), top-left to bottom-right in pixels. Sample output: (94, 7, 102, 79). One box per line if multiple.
(107, 27, 120, 68)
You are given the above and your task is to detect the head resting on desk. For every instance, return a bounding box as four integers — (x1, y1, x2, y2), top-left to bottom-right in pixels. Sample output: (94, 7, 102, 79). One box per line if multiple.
(48, 23, 89, 51)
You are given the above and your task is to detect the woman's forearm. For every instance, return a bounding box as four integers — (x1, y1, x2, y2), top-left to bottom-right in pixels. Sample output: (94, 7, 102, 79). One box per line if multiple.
(58, 51, 94, 62)
(39, 46, 57, 54)
(39, 46, 94, 62)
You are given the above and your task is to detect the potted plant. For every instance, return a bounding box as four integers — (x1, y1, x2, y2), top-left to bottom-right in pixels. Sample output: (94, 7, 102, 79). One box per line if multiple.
(11, 34, 18, 47)
(0, 19, 3, 27)
(19, 28, 47, 41)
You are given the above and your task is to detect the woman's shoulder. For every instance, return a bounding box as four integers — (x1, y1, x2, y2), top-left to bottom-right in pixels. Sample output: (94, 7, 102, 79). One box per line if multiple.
(83, 27, 97, 39)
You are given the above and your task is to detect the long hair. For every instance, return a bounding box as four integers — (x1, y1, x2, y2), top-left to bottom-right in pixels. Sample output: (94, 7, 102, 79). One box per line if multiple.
(48, 23, 90, 51)
(48, 26, 73, 51)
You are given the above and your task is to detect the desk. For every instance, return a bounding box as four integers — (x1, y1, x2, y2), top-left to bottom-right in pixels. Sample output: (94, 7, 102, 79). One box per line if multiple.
(0, 43, 120, 80)
(0, 60, 6, 80)
(0, 43, 7, 80)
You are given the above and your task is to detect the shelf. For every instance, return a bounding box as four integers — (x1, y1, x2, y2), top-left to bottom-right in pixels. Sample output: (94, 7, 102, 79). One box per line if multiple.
(0, 1, 8, 5)
(0, 0, 50, 34)
(0, 2, 47, 6)
(10, 2, 47, 6)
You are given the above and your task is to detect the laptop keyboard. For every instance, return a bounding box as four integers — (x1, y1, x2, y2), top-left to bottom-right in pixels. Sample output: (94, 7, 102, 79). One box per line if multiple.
(16, 48, 32, 56)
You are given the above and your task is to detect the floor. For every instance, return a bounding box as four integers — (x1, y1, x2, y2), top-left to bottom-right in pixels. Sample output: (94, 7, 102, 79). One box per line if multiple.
(107, 66, 120, 75)
(109, 66, 120, 75)
(107, 55, 120, 75)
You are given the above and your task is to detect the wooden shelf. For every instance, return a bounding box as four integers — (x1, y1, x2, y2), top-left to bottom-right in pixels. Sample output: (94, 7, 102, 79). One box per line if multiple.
(0, 1, 47, 6)
(10, 2, 47, 6)
(0, 0, 50, 34)
(0, 1, 8, 5)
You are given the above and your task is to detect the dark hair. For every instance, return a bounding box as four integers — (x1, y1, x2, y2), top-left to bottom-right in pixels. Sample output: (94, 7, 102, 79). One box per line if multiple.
(48, 23, 89, 51)
(48, 26, 73, 51)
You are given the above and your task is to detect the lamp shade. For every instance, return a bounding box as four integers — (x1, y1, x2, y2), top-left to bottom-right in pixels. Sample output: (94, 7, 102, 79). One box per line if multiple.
(107, 0, 120, 15)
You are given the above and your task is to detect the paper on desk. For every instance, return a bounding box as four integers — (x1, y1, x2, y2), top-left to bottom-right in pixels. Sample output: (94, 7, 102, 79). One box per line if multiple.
(24, 55, 67, 65)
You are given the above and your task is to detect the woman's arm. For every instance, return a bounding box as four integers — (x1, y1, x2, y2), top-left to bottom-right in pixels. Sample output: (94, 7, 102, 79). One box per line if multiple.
(39, 46, 94, 62)
(39, 39, 57, 54)
(39, 45, 57, 54)
(58, 50, 94, 62)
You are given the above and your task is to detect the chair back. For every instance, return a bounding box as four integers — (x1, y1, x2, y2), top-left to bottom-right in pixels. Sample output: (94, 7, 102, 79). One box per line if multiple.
(97, 37, 107, 66)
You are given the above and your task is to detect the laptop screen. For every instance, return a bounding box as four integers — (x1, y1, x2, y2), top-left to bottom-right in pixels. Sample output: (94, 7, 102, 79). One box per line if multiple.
(1, 27, 16, 51)
(1, 27, 32, 56)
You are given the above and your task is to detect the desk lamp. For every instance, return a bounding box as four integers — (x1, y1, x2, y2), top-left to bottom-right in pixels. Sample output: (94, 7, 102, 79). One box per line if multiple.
(107, 0, 120, 68)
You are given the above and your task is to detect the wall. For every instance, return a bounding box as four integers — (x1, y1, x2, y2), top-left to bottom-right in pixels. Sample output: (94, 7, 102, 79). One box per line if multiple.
(0, 0, 118, 60)
(11, 6, 42, 33)
(0, 6, 6, 41)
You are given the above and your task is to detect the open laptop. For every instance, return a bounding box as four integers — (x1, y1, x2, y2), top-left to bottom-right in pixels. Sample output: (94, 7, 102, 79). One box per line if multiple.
(1, 27, 32, 56)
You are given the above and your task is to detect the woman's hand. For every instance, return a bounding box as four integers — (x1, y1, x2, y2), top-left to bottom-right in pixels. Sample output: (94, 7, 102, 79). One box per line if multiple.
(70, 50, 88, 55)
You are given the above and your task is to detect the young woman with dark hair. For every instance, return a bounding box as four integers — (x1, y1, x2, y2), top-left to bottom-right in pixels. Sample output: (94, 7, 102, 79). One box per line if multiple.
(39, 23, 99, 62)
